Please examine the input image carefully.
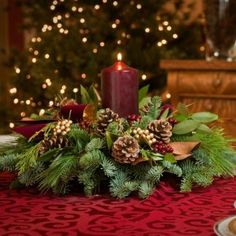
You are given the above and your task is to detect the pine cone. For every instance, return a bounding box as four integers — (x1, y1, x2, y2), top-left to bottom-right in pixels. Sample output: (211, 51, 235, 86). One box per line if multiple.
(39, 136, 70, 154)
(96, 108, 119, 135)
(112, 135, 140, 164)
(147, 119, 172, 143)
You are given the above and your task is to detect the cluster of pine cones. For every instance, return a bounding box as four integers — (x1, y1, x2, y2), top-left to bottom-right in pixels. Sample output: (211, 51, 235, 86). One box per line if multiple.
(39, 119, 72, 154)
(96, 108, 174, 164)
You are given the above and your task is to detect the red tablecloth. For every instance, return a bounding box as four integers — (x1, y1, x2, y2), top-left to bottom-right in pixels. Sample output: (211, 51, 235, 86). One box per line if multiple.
(0, 173, 236, 236)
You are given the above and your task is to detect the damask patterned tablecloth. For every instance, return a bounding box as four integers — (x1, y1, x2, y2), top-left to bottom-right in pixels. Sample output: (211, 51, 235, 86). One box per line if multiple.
(0, 136, 236, 236)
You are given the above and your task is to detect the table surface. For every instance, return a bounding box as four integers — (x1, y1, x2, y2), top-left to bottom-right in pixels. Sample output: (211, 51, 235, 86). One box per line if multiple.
(1, 135, 236, 236)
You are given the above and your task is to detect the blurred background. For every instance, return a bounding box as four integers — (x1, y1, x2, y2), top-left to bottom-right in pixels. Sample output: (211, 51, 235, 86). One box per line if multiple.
(0, 0, 225, 133)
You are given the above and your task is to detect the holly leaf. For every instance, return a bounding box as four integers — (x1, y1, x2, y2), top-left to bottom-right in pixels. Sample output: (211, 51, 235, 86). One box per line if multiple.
(172, 120, 200, 135)
(191, 112, 218, 123)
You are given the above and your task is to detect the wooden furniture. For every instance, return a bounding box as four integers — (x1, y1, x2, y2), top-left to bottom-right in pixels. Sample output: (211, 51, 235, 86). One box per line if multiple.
(160, 60, 236, 137)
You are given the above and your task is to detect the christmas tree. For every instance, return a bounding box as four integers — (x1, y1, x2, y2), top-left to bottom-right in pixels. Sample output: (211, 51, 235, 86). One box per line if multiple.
(6, 0, 204, 130)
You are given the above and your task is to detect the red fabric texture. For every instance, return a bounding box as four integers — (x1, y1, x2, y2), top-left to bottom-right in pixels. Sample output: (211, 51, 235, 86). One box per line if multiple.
(0, 173, 236, 236)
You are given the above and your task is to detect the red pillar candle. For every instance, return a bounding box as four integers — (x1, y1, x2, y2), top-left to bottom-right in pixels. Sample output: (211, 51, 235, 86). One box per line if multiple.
(101, 53, 139, 117)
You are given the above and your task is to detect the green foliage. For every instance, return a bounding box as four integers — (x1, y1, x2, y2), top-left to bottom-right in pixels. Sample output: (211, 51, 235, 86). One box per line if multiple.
(163, 153, 176, 163)
(1, 94, 236, 199)
(100, 156, 118, 178)
(142, 96, 162, 119)
(77, 170, 97, 196)
(68, 125, 90, 152)
(78, 150, 109, 195)
(38, 154, 79, 194)
(105, 131, 113, 150)
(173, 110, 218, 135)
(193, 129, 236, 175)
(176, 103, 190, 118)
(179, 160, 216, 192)
(138, 85, 149, 103)
(191, 112, 218, 123)
(106, 119, 129, 136)
(162, 161, 182, 177)
(18, 162, 45, 186)
(144, 166, 163, 183)
(172, 120, 200, 135)
(16, 144, 40, 174)
(137, 116, 153, 129)
(0, 154, 18, 172)
(196, 124, 213, 134)
(79, 150, 105, 169)
(85, 138, 105, 152)
(80, 85, 99, 104)
(138, 182, 155, 199)
(109, 172, 136, 198)
(139, 97, 151, 109)
(141, 149, 163, 161)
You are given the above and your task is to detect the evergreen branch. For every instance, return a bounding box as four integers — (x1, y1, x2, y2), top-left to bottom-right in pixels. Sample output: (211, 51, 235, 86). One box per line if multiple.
(180, 176, 193, 192)
(180, 160, 218, 192)
(38, 154, 79, 193)
(144, 165, 163, 183)
(193, 129, 236, 176)
(85, 138, 105, 152)
(16, 144, 41, 174)
(109, 172, 132, 198)
(138, 116, 153, 129)
(147, 96, 162, 119)
(163, 161, 183, 177)
(79, 150, 105, 169)
(0, 136, 33, 155)
(0, 153, 19, 172)
(77, 167, 100, 196)
(68, 125, 90, 152)
(100, 156, 118, 177)
(138, 181, 155, 199)
(18, 162, 45, 186)
(106, 119, 129, 136)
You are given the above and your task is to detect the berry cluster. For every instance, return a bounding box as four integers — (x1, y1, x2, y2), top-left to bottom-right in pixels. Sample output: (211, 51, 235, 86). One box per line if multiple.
(131, 127, 156, 145)
(79, 120, 91, 131)
(127, 114, 141, 123)
(168, 117, 178, 126)
(53, 119, 73, 136)
(152, 141, 173, 155)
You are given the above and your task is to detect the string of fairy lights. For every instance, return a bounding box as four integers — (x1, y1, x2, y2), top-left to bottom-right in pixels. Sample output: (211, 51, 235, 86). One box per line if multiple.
(9, 0, 179, 128)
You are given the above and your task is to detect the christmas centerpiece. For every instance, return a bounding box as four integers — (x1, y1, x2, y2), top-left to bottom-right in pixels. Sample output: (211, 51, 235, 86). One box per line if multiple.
(0, 57, 236, 199)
